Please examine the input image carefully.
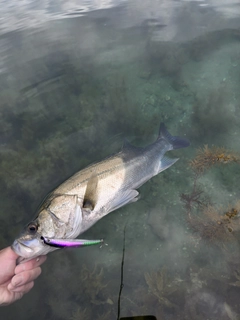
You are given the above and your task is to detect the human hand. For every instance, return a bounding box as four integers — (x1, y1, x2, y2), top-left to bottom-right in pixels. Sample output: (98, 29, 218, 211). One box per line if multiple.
(0, 247, 46, 306)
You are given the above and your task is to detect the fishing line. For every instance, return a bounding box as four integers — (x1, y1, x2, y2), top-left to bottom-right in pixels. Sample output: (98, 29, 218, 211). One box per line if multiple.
(117, 224, 127, 320)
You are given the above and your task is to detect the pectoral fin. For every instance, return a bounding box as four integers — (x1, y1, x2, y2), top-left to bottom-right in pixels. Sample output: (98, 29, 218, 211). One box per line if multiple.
(83, 174, 99, 210)
(106, 189, 139, 214)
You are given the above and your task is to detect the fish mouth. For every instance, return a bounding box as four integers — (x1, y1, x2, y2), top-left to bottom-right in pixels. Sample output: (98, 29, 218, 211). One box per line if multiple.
(12, 237, 59, 262)
(12, 239, 34, 257)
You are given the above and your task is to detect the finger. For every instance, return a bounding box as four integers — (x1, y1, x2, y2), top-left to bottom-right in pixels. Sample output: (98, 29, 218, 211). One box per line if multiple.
(0, 247, 19, 261)
(0, 247, 19, 283)
(8, 267, 42, 290)
(8, 281, 34, 293)
(0, 291, 24, 306)
(15, 255, 47, 274)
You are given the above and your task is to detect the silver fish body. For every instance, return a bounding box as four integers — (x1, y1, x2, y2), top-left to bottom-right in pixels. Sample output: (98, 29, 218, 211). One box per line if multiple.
(12, 123, 189, 261)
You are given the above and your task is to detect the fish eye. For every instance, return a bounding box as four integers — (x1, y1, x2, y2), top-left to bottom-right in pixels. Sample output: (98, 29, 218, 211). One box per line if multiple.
(27, 223, 38, 233)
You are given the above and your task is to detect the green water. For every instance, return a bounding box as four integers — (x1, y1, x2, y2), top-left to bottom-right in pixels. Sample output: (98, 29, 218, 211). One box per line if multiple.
(0, 1, 240, 319)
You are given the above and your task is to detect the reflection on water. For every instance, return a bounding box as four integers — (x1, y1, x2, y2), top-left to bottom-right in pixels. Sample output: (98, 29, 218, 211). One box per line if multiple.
(0, 0, 240, 319)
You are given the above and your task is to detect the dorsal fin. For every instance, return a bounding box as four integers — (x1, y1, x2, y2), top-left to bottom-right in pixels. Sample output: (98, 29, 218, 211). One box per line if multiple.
(122, 139, 143, 152)
(83, 173, 98, 211)
(123, 139, 134, 149)
(121, 139, 144, 162)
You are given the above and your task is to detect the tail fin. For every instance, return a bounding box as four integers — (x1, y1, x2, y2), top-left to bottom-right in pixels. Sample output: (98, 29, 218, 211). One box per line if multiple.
(158, 123, 190, 150)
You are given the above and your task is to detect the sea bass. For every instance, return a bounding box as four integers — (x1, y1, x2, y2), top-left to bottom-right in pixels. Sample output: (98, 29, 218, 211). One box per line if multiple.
(12, 123, 189, 261)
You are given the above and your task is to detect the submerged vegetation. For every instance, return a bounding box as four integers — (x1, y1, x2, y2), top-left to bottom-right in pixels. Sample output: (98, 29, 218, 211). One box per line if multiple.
(144, 268, 178, 309)
(190, 145, 240, 174)
(79, 264, 108, 305)
(181, 145, 240, 245)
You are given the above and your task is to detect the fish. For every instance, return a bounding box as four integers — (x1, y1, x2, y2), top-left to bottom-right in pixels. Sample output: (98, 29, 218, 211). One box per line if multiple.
(12, 123, 189, 262)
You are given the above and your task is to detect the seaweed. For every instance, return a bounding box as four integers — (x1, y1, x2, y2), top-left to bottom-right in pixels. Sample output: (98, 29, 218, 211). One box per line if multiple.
(190, 145, 240, 174)
(144, 268, 178, 309)
(78, 264, 108, 305)
(181, 145, 240, 245)
(187, 205, 237, 246)
(180, 173, 209, 218)
(69, 307, 90, 320)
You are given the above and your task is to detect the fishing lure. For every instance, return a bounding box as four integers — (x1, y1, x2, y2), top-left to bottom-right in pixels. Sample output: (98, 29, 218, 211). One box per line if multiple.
(42, 236, 103, 248)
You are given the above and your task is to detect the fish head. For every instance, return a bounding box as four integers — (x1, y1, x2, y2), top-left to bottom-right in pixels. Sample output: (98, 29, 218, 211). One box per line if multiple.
(12, 194, 84, 262)
(12, 210, 59, 263)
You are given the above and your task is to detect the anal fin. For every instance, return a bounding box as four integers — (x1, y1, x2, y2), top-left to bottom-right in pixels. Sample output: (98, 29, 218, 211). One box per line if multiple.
(158, 156, 179, 174)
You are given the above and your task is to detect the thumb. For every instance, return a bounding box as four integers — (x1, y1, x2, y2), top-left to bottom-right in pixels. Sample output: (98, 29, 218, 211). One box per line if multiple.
(0, 246, 19, 261)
